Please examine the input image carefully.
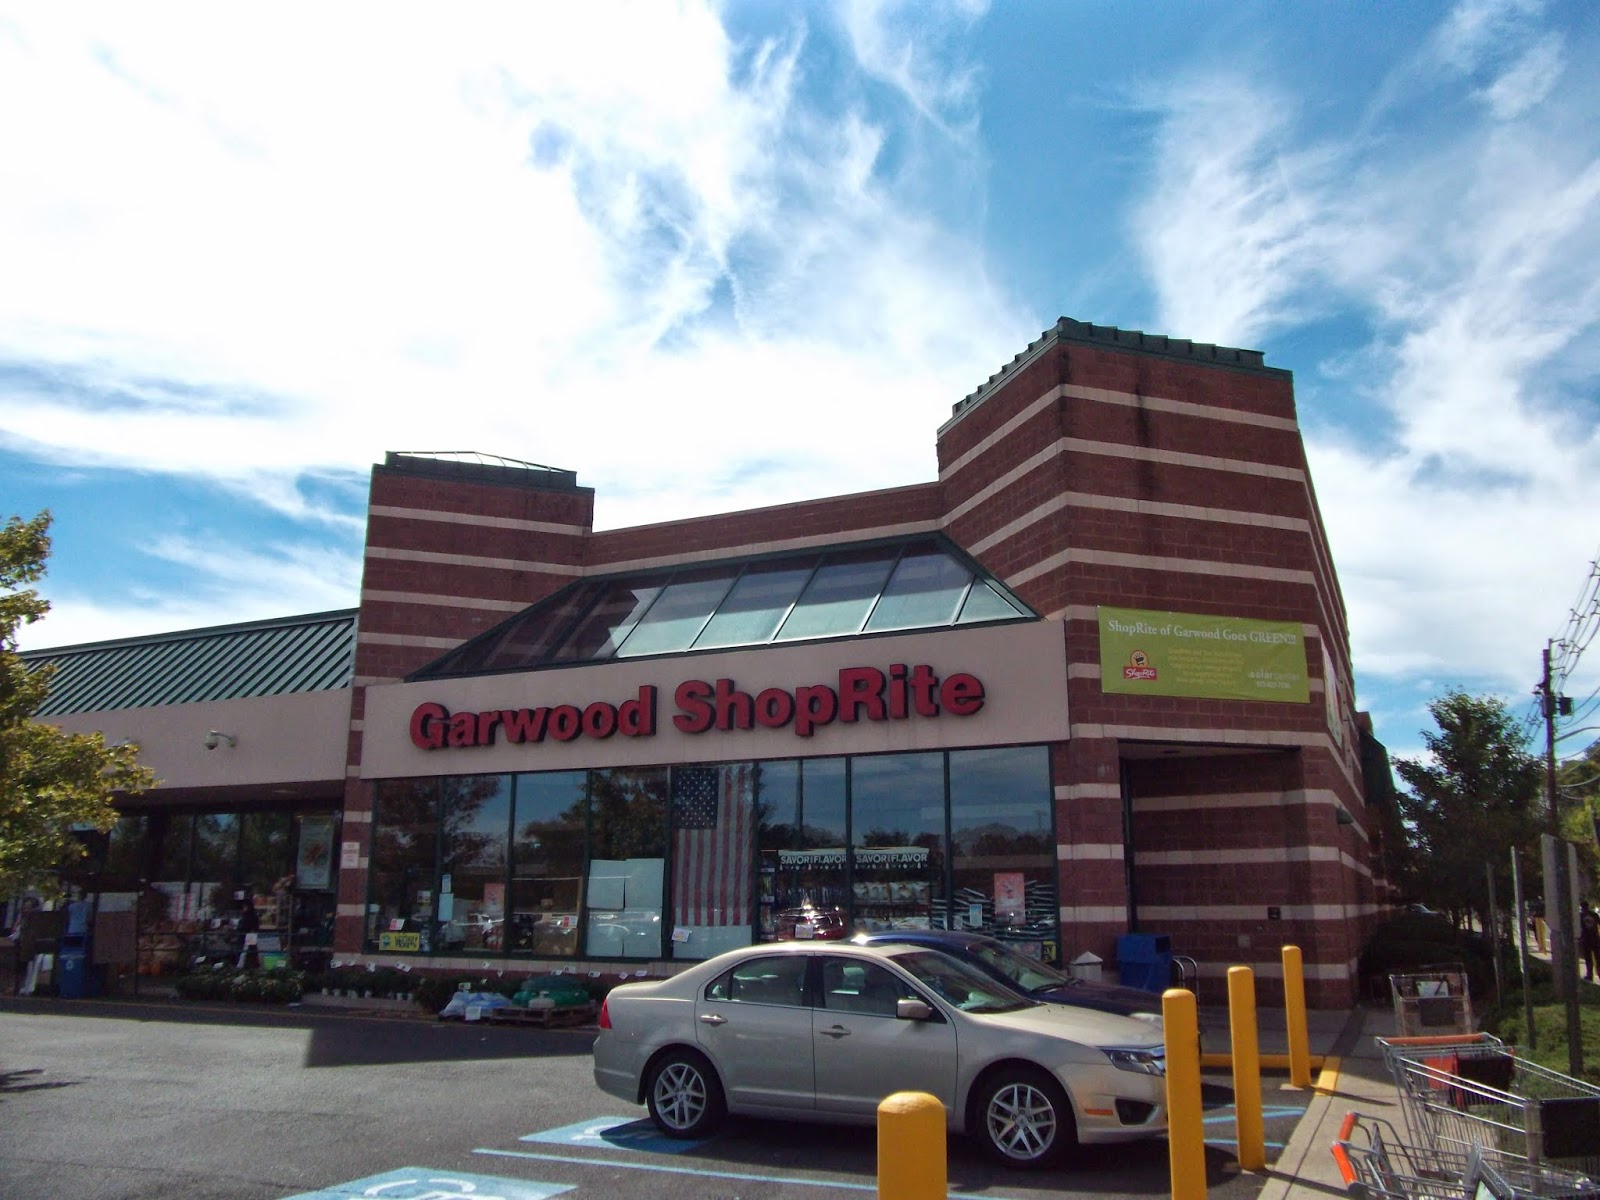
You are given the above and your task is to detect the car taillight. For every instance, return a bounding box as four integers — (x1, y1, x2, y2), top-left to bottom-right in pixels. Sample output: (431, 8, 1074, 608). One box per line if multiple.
(598, 998, 611, 1030)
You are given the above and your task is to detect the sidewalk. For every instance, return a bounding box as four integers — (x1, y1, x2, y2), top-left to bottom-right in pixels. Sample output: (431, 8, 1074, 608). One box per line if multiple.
(1203, 1000, 1400, 1200)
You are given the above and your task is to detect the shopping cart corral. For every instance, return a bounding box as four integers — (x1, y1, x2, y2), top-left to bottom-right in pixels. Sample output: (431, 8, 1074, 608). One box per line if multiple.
(1333, 1111, 1600, 1199)
(1377, 1034, 1600, 1175)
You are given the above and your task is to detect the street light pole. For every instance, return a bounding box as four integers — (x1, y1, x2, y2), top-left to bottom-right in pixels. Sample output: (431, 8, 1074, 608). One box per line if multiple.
(1544, 643, 1584, 1076)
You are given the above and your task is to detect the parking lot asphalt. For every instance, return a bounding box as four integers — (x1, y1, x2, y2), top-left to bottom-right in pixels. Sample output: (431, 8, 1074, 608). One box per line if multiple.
(2, 984, 1403, 1198)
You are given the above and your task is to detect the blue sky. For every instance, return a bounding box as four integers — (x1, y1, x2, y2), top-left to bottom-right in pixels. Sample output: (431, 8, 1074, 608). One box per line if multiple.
(2, 0, 1597, 765)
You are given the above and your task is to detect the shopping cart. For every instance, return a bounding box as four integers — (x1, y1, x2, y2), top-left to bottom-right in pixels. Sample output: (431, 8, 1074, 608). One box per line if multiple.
(1331, 1111, 1600, 1199)
(1390, 966, 1474, 1036)
(1378, 1035, 1600, 1174)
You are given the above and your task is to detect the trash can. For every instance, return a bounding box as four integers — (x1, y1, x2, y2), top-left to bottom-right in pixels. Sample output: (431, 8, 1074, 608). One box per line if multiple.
(57, 936, 91, 998)
(1115, 933, 1172, 992)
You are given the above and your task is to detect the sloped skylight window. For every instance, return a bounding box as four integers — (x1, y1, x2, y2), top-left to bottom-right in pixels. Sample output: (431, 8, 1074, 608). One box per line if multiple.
(409, 536, 1035, 679)
(692, 560, 815, 649)
(773, 546, 897, 642)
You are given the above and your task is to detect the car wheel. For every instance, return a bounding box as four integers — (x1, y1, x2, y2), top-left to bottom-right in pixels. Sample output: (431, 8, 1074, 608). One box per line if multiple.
(645, 1049, 726, 1139)
(973, 1067, 1076, 1168)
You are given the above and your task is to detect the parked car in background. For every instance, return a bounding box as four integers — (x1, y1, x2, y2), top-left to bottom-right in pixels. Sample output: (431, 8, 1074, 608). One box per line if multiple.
(592, 940, 1167, 1168)
(852, 930, 1164, 1025)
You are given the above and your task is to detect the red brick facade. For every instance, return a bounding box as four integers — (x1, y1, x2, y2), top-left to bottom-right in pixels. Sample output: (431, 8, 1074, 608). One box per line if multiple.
(336, 321, 1377, 1006)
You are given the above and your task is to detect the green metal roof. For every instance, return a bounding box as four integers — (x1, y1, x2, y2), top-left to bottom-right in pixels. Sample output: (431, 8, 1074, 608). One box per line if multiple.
(20, 609, 358, 715)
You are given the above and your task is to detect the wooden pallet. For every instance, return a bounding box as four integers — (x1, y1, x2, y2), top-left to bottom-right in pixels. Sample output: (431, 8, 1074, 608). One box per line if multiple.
(485, 1002, 596, 1027)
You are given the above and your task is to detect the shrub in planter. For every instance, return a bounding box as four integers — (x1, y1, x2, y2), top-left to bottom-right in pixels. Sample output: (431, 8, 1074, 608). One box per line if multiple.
(172, 965, 305, 1004)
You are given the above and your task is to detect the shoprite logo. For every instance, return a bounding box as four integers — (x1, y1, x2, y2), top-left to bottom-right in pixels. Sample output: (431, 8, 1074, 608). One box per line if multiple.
(1123, 649, 1158, 681)
(408, 663, 986, 750)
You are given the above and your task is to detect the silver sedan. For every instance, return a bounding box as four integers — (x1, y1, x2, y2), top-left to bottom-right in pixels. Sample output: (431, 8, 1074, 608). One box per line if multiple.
(592, 940, 1167, 1168)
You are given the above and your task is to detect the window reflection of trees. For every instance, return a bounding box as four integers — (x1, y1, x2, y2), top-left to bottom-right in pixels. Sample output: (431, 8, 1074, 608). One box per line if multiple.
(511, 772, 586, 957)
(437, 775, 510, 952)
(368, 779, 439, 947)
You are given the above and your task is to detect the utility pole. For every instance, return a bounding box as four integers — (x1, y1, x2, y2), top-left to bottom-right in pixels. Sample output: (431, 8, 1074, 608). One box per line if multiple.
(1544, 643, 1584, 1076)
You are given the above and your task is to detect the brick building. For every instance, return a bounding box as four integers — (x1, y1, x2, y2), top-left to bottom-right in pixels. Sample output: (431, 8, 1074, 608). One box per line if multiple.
(28, 319, 1393, 1006)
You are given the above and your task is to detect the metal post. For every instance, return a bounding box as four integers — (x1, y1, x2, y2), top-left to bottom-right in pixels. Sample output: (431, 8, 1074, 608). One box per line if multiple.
(1164, 987, 1206, 1200)
(877, 1091, 946, 1200)
(1282, 945, 1312, 1089)
(1486, 862, 1503, 1008)
(1227, 966, 1265, 1171)
(1512, 850, 1536, 1052)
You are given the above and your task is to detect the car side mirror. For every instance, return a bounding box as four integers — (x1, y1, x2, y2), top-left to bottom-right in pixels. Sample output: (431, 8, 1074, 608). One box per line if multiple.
(896, 997, 934, 1021)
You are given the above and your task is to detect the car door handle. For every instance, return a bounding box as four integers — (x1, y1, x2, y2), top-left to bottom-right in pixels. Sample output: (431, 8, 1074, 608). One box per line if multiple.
(819, 1024, 850, 1039)
(698, 1013, 727, 1026)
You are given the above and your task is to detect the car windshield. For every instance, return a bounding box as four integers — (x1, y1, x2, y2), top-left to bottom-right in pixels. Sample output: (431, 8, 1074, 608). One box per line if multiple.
(966, 938, 1075, 992)
(887, 949, 1035, 1013)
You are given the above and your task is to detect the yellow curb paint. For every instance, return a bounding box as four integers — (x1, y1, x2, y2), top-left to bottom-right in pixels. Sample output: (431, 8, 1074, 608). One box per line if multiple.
(1313, 1056, 1341, 1094)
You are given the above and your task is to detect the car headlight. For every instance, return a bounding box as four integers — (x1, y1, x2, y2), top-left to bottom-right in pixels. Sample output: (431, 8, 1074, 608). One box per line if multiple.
(1105, 1047, 1166, 1076)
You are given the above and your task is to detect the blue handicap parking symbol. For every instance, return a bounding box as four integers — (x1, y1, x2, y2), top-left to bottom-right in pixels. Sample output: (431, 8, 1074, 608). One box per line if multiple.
(521, 1115, 704, 1155)
(281, 1165, 575, 1199)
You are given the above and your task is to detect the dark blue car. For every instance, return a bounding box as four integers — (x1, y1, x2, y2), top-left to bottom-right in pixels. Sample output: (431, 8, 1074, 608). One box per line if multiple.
(852, 929, 1164, 1024)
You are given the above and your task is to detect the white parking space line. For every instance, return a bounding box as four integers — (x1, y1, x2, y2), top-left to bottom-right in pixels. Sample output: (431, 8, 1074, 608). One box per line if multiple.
(475, 1147, 1025, 1200)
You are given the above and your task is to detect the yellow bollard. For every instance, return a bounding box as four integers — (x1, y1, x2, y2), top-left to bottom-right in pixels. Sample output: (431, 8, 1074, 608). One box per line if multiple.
(1227, 966, 1266, 1171)
(1282, 945, 1312, 1088)
(1164, 986, 1207, 1200)
(877, 1090, 945, 1200)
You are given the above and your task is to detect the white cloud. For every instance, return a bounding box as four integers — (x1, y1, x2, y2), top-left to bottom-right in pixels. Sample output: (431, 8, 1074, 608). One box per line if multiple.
(28, 534, 361, 650)
(1479, 33, 1565, 118)
(1129, 74, 1337, 346)
(0, 3, 1033, 534)
(1131, 2, 1600, 736)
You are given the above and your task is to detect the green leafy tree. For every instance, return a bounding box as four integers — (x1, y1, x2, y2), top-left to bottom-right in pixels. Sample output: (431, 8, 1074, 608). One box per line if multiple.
(1559, 738, 1600, 894)
(0, 512, 154, 898)
(1394, 690, 1543, 932)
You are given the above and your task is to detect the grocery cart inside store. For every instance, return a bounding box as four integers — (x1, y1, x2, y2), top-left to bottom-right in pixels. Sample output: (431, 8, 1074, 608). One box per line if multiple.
(1390, 966, 1474, 1036)
(1332, 1111, 1600, 1199)
(1377, 1034, 1600, 1175)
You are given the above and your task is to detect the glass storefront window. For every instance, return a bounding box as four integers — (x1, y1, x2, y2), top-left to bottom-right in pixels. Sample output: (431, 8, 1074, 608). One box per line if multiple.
(369, 779, 440, 952)
(765, 757, 847, 941)
(949, 745, 1056, 957)
(585, 767, 667, 958)
(437, 775, 512, 955)
(192, 813, 239, 921)
(101, 815, 145, 892)
(239, 812, 292, 935)
(353, 744, 1054, 963)
(848, 753, 946, 935)
(511, 771, 587, 957)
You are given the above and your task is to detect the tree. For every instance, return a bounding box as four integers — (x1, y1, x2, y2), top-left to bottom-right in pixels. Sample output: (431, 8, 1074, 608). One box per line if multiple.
(1394, 690, 1543, 932)
(0, 512, 154, 898)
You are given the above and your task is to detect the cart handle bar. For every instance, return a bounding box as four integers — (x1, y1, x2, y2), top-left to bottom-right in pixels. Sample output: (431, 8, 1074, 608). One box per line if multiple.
(1330, 1112, 1360, 1187)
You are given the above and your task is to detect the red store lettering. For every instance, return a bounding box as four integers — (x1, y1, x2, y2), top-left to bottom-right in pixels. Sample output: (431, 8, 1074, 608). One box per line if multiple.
(407, 664, 986, 750)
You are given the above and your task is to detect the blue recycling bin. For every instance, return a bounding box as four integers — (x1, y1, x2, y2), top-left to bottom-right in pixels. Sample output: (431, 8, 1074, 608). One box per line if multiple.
(1116, 933, 1172, 992)
(56, 937, 91, 998)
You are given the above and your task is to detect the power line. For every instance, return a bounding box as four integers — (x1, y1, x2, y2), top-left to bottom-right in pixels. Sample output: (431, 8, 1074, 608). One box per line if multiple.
(1521, 545, 1600, 749)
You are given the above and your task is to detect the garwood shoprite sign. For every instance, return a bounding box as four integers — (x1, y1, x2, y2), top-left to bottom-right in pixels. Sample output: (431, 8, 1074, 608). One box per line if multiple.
(409, 662, 986, 751)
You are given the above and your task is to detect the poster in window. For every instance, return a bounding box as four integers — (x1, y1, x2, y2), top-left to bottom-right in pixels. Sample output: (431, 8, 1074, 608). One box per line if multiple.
(296, 819, 334, 890)
(994, 872, 1026, 919)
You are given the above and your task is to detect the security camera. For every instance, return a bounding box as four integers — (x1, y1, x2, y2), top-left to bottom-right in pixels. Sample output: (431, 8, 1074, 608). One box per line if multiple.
(204, 731, 235, 750)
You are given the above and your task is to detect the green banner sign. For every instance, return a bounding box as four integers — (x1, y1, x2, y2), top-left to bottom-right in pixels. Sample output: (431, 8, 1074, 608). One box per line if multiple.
(1098, 606, 1309, 703)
